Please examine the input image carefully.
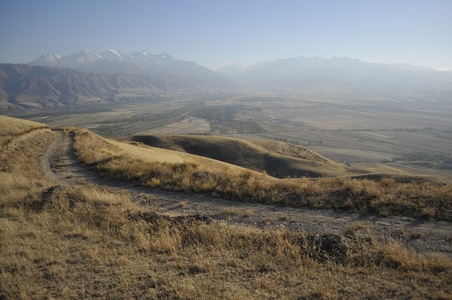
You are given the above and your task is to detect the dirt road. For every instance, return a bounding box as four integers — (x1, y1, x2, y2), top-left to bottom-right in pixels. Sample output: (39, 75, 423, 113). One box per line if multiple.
(39, 130, 452, 258)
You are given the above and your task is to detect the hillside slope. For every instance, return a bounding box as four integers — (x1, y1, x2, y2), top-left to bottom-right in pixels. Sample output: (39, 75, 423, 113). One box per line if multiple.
(0, 63, 242, 111)
(0, 64, 162, 110)
(117, 134, 346, 178)
(0, 115, 49, 153)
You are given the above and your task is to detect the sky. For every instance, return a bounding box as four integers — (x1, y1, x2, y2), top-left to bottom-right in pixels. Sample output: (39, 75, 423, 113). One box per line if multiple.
(1, 0, 451, 70)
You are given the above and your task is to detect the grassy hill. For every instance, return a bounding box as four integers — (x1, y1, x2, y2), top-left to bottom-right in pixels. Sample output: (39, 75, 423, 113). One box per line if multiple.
(1, 116, 451, 298)
(117, 134, 346, 178)
(0, 115, 49, 152)
(74, 130, 451, 221)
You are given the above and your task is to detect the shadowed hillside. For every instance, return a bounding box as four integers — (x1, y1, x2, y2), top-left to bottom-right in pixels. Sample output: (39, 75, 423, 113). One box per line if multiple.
(118, 134, 346, 178)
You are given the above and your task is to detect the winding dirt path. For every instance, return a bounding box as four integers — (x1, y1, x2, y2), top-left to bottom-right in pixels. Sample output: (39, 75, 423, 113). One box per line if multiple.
(40, 130, 452, 258)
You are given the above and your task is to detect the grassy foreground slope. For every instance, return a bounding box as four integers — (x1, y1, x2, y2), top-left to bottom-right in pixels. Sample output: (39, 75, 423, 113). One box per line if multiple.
(1, 116, 451, 299)
(0, 115, 48, 151)
(118, 134, 345, 178)
(78, 130, 452, 220)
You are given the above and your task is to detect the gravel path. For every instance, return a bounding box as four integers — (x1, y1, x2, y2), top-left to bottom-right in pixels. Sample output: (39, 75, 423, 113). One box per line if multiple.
(40, 130, 452, 258)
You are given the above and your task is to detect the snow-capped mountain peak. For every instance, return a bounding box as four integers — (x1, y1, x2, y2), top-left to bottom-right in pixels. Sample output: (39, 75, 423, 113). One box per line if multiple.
(45, 54, 62, 62)
(79, 50, 103, 60)
(28, 49, 229, 81)
(29, 54, 62, 66)
(100, 49, 122, 60)
(54, 50, 101, 68)
(29, 49, 182, 68)
(130, 50, 151, 58)
(107, 49, 121, 57)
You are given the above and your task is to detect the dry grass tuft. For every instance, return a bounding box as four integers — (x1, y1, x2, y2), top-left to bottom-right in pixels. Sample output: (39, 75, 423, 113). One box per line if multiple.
(176, 201, 189, 208)
(71, 128, 124, 165)
(222, 207, 241, 216)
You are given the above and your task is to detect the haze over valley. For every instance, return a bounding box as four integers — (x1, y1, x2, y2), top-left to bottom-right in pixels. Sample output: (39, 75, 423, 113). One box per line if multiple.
(2, 48, 451, 183)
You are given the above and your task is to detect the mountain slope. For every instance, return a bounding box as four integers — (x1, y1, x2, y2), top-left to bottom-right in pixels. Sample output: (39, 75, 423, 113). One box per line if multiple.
(0, 63, 241, 111)
(0, 64, 164, 110)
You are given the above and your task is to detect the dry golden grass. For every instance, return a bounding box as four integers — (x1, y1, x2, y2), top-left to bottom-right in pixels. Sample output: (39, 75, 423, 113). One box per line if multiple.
(118, 134, 345, 178)
(0, 115, 48, 151)
(76, 129, 452, 221)
(74, 128, 254, 177)
(1, 121, 452, 299)
(0, 115, 47, 137)
(2, 182, 451, 299)
(1, 118, 451, 298)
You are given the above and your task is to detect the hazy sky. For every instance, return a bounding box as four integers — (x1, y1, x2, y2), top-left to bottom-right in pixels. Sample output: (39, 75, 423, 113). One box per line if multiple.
(1, 0, 451, 70)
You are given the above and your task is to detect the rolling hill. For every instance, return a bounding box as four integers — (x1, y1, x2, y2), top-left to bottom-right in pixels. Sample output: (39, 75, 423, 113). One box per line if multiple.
(117, 134, 346, 178)
(2, 115, 451, 299)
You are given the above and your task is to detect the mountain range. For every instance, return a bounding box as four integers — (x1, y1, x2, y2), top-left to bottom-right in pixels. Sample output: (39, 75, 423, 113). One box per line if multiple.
(0, 50, 243, 110)
(217, 57, 452, 92)
(0, 64, 167, 110)
(30, 50, 229, 81)
(1, 49, 451, 111)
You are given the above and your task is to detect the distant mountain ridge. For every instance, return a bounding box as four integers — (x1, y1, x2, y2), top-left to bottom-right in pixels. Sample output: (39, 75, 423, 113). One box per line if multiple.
(28, 49, 241, 94)
(2, 50, 451, 111)
(0, 50, 244, 111)
(218, 56, 452, 92)
(0, 64, 157, 110)
(29, 49, 230, 82)
(0, 63, 241, 111)
(30, 49, 170, 69)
